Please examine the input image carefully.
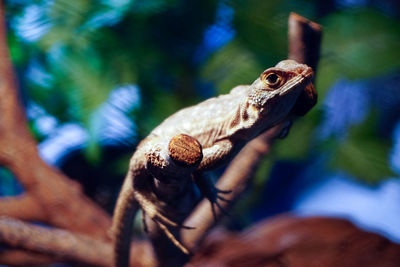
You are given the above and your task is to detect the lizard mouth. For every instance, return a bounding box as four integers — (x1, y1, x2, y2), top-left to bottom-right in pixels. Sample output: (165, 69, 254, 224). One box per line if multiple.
(289, 69, 317, 116)
(279, 68, 313, 97)
(296, 66, 314, 90)
(301, 66, 314, 79)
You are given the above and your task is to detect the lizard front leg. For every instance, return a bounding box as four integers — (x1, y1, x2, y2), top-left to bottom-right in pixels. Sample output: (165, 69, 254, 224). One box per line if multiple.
(195, 139, 234, 218)
(198, 139, 235, 170)
(112, 137, 195, 267)
(133, 179, 194, 255)
(112, 150, 195, 267)
(193, 172, 231, 220)
(138, 134, 203, 254)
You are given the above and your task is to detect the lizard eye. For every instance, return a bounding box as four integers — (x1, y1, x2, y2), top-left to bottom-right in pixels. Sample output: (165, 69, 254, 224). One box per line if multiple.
(263, 72, 282, 88)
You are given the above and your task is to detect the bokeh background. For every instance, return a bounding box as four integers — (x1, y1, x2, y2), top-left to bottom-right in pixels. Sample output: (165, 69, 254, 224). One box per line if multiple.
(2, 0, 400, 244)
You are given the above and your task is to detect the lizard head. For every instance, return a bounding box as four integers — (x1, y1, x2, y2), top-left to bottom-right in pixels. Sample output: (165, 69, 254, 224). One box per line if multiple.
(248, 59, 315, 124)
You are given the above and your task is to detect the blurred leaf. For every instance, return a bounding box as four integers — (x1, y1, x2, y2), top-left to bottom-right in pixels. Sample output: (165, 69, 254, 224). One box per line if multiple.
(201, 40, 263, 94)
(140, 90, 186, 134)
(85, 139, 102, 165)
(322, 8, 400, 79)
(7, 31, 29, 65)
(131, 0, 179, 15)
(330, 113, 395, 183)
(109, 154, 131, 176)
(52, 50, 112, 122)
(232, 0, 316, 64)
(314, 57, 342, 99)
(0, 168, 22, 196)
(254, 157, 274, 188)
(274, 111, 320, 159)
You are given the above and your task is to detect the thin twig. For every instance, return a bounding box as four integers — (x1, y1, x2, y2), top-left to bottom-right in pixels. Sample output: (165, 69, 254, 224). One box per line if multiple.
(288, 12, 322, 72)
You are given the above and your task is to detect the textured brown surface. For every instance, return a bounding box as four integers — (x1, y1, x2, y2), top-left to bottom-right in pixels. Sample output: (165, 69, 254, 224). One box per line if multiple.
(0, 216, 112, 266)
(169, 134, 203, 167)
(0, 216, 155, 267)
(188, 216, 400, 267)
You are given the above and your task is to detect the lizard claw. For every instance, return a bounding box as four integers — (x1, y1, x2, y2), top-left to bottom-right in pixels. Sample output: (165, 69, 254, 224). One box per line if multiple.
(211, 197, 231, 218)
(217, 194, 231, 203)
(141, 204, 194, 254)
(149, 210, 193, 254)
(205, 186, 232, 221)
(193, 173, 232, 221)
(153, 210, 195, 230)
(215, 188, 232, 194)
(153, 220, 191, 255)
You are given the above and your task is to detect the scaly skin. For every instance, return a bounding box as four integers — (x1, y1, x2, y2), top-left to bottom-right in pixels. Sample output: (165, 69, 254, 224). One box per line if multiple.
(111, 60, 314, 267)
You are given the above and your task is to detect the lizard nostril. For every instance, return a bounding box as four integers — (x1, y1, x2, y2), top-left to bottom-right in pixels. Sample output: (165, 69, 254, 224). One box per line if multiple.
(296, 67, 304, 75)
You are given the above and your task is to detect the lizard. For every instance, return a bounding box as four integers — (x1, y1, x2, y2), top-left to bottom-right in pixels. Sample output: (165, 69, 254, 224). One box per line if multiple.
(111, 59, 315, 267)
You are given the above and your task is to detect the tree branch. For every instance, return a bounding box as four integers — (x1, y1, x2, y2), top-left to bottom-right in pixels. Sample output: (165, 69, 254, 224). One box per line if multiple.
(0, 249, 57, 267)
(0, 217, 111, 266)
(0, 194, 46, 221)
(288, 12, 322, 72)
(0, 217, 156, 267)
(189, 215, 400, 266)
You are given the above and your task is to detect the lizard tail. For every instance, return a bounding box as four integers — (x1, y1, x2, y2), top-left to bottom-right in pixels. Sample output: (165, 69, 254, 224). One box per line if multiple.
(112, 173, 139, 267)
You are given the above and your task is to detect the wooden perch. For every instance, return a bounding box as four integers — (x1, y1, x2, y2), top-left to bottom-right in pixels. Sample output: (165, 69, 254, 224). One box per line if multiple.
(0, 216, 112, 266)
(189, 215, 400, 266)
(288, 12, 322, 72)
(0, 216, 155, 267)
(289, 12, 321, 116)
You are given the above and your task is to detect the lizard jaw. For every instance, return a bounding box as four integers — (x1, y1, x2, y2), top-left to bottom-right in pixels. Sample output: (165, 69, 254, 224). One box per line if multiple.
(279, 66, 314, 97)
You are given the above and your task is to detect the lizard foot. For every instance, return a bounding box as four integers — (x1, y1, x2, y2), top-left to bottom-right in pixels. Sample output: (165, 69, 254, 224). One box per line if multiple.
(193, 172, 232, 221)
(207, 187, 232, 221)
(154, 219, 191, 254)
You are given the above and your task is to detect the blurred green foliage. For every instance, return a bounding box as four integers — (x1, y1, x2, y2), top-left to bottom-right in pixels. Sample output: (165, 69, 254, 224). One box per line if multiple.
(4, 0, 400, 189)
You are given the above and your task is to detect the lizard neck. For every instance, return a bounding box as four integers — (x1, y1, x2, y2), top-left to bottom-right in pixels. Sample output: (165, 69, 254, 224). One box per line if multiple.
(225, 99, 263, 140)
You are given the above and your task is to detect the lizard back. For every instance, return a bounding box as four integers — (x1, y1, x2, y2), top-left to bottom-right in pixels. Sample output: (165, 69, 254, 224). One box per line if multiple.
(149, 85, 251, 148)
